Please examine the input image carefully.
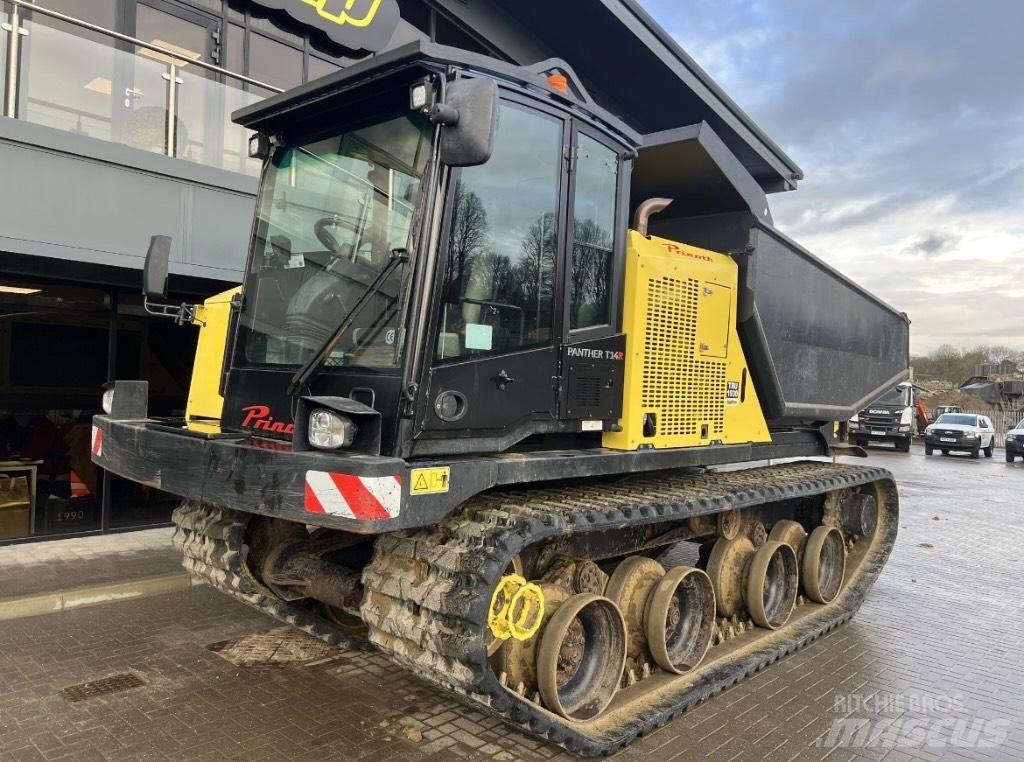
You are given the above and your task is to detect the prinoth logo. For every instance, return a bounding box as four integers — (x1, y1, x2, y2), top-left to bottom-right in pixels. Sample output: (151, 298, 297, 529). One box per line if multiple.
(661, 242, 714, 262)
(250, 0, 400, 51)
(241, 405, 295, 436)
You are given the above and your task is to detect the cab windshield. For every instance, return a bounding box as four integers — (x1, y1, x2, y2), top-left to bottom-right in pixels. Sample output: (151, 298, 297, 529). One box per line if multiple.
(872, 387, 910, 406)
(239, 109, 433, 369)
(935, 414, 977, 427)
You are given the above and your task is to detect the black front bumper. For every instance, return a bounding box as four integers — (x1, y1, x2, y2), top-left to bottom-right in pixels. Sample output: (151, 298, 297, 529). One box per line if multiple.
(851, 427, 909, 443)
(91, 414, 831, 534)
(924, 434, 981, 452)
(1005, 437, 1024, 455)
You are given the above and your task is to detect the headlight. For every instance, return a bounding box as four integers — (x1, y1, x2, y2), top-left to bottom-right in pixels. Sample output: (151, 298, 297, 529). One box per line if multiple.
(924, 427, 934, 435)
(101, 388, 115, 415)
(308, 409, 356, 450)
(898, 424, 911, 432)
(1007, 435, 1014, 443)
(963, 433, 977, 439)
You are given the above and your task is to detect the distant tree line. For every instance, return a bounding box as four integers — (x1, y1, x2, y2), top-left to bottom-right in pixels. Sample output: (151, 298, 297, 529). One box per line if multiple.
(912, 345, 1024, 386)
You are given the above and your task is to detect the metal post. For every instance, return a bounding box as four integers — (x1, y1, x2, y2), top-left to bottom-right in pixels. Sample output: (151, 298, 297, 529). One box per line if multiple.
(2, 1, 25, 118)
(162, 62, 181, 157)
(100, 289, 119, 534)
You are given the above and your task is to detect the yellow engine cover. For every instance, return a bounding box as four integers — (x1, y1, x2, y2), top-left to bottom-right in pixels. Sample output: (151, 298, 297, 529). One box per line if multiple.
(185, 287, 241, 424)
(603, 232, 771, 451)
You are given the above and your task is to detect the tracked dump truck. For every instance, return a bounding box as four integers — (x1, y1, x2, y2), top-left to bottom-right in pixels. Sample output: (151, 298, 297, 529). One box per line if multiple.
(93, 42, 909, 755)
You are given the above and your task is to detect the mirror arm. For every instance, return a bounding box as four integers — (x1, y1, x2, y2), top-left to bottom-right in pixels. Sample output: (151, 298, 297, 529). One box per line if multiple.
(143, 296, 198, 326)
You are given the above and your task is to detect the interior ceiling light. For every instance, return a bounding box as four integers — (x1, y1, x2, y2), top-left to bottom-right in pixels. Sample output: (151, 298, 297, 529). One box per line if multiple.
(84, 77, 112, 95)
(0, 285, 42, 295)
(140, 39, 202, 68)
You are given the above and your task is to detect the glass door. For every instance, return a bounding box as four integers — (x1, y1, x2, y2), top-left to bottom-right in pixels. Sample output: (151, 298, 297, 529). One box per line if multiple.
(117, 0, 220, 159)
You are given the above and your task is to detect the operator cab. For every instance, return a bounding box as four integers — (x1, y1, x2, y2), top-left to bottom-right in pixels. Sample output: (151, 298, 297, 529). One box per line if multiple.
(219, 41, 639, 459)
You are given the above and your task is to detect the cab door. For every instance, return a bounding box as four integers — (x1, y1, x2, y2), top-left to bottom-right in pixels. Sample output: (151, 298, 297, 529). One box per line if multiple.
(416, 98, 569, 448)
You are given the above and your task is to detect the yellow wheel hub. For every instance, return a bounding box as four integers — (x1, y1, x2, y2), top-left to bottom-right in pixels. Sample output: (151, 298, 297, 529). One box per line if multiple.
(488, 574, 545, 643)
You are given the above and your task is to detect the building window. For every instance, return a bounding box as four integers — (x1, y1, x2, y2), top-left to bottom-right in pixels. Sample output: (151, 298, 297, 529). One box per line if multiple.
(249, 31, 303, 90)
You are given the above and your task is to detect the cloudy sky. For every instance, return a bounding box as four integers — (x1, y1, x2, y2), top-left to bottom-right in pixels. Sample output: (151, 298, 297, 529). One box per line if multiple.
(641, 0, 1024, 354)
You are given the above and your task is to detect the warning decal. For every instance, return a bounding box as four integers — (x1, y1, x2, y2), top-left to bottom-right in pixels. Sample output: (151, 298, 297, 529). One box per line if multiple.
(410, 467, 451, 496)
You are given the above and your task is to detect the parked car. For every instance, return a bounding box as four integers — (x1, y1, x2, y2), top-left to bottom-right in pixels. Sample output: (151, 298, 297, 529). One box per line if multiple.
(1005, 418, 1024, 463)
(924, 413, 997, 458)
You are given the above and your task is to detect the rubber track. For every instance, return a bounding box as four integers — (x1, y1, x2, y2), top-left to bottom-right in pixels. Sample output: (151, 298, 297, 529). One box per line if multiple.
(171, 502, 369, 651)
(360, 460, 898, 756)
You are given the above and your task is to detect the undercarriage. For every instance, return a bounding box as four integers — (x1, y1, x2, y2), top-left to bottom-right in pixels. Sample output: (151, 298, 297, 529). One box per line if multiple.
(173, 459, 897, 756)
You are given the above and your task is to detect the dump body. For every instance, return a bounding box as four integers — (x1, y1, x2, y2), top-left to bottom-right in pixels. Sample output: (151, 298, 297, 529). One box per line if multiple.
(634, 123, 910, 426)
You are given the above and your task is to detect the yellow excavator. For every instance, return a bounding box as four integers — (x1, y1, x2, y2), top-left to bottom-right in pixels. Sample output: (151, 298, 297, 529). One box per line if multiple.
(94, 41, 907, 755)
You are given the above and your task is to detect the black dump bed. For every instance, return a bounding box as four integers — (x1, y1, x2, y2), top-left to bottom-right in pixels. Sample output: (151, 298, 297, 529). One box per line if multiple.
(634, 123, 910, 424)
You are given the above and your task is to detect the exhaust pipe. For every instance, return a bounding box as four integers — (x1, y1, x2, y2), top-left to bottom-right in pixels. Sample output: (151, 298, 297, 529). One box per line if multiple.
(633, 197, 673, 237)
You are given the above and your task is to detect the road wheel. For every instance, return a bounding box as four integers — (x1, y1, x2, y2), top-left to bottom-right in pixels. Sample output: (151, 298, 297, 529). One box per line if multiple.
(898, 437, 911, 453)
(971, 445, 980, 459)
(984, 437, 993, 458)
(925, 444, 933, 455)
(1007, 451, 1015, 463)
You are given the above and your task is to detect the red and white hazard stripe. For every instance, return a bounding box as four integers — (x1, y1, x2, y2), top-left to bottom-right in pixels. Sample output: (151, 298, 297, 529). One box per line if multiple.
(304, 471, 402, 520)
(91, 425, 104, 458)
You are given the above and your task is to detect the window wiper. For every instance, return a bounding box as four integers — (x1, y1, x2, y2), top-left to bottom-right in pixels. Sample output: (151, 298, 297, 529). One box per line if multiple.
(286, 247, 408, 398)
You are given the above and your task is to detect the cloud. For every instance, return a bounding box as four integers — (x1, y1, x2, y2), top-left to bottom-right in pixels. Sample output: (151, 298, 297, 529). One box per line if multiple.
(903, 232, 960, 258)
(642, 0, 1024, 353)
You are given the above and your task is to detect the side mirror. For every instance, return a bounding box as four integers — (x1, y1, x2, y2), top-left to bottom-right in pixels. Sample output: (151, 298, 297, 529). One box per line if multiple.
(143, 235, 171, 299)
(438, 78, 499, 168)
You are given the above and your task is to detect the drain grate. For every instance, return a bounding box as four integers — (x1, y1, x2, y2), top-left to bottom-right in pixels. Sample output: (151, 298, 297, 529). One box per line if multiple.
(207, 626, 340, 668)
(60, 673, 146, 703)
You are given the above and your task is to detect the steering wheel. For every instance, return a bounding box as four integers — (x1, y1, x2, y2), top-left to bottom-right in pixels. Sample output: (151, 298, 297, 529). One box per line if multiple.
(314, 215, 363, 261)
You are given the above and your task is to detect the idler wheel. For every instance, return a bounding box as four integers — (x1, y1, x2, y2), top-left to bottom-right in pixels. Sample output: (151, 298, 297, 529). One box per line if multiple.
(645, 566, 716, 674)
(803, 526, 847, 604)
(706, 537, 755, 617)
(768, 520, 808, 563)
(605, 556, 666, 660)
(745, 541, 798, 629)
(537, 594, 626, 721)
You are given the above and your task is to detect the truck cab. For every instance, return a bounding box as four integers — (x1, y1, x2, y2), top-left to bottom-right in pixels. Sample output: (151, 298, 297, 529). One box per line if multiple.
(848, 381, 918, 452)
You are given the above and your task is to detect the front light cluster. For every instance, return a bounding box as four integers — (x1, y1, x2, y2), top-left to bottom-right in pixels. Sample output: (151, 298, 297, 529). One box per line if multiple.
(308, 409, 357, 450)
(101, 388, 115, 415)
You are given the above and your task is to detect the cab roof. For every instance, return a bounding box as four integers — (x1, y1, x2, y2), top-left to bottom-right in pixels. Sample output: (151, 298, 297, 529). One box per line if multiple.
(233, 40, 641, 150)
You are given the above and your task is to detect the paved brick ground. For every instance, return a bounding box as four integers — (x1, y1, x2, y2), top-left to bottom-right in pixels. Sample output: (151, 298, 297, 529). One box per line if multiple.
(0, 448, 1021, 761)
(0, 528, 180, 600)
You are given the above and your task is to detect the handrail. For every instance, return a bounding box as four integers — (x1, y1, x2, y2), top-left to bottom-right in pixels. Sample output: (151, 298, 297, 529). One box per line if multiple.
(6, 0, 284, 93)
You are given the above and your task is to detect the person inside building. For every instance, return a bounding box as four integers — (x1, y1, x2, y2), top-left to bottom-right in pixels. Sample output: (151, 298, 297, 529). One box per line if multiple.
(0, 412, 28, 459)
(20, 414, 70, 503)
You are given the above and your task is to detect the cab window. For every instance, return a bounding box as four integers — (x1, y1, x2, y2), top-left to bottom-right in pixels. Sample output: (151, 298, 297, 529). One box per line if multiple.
(570, 135, 618, 330)
(435, 104, 562, 361)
